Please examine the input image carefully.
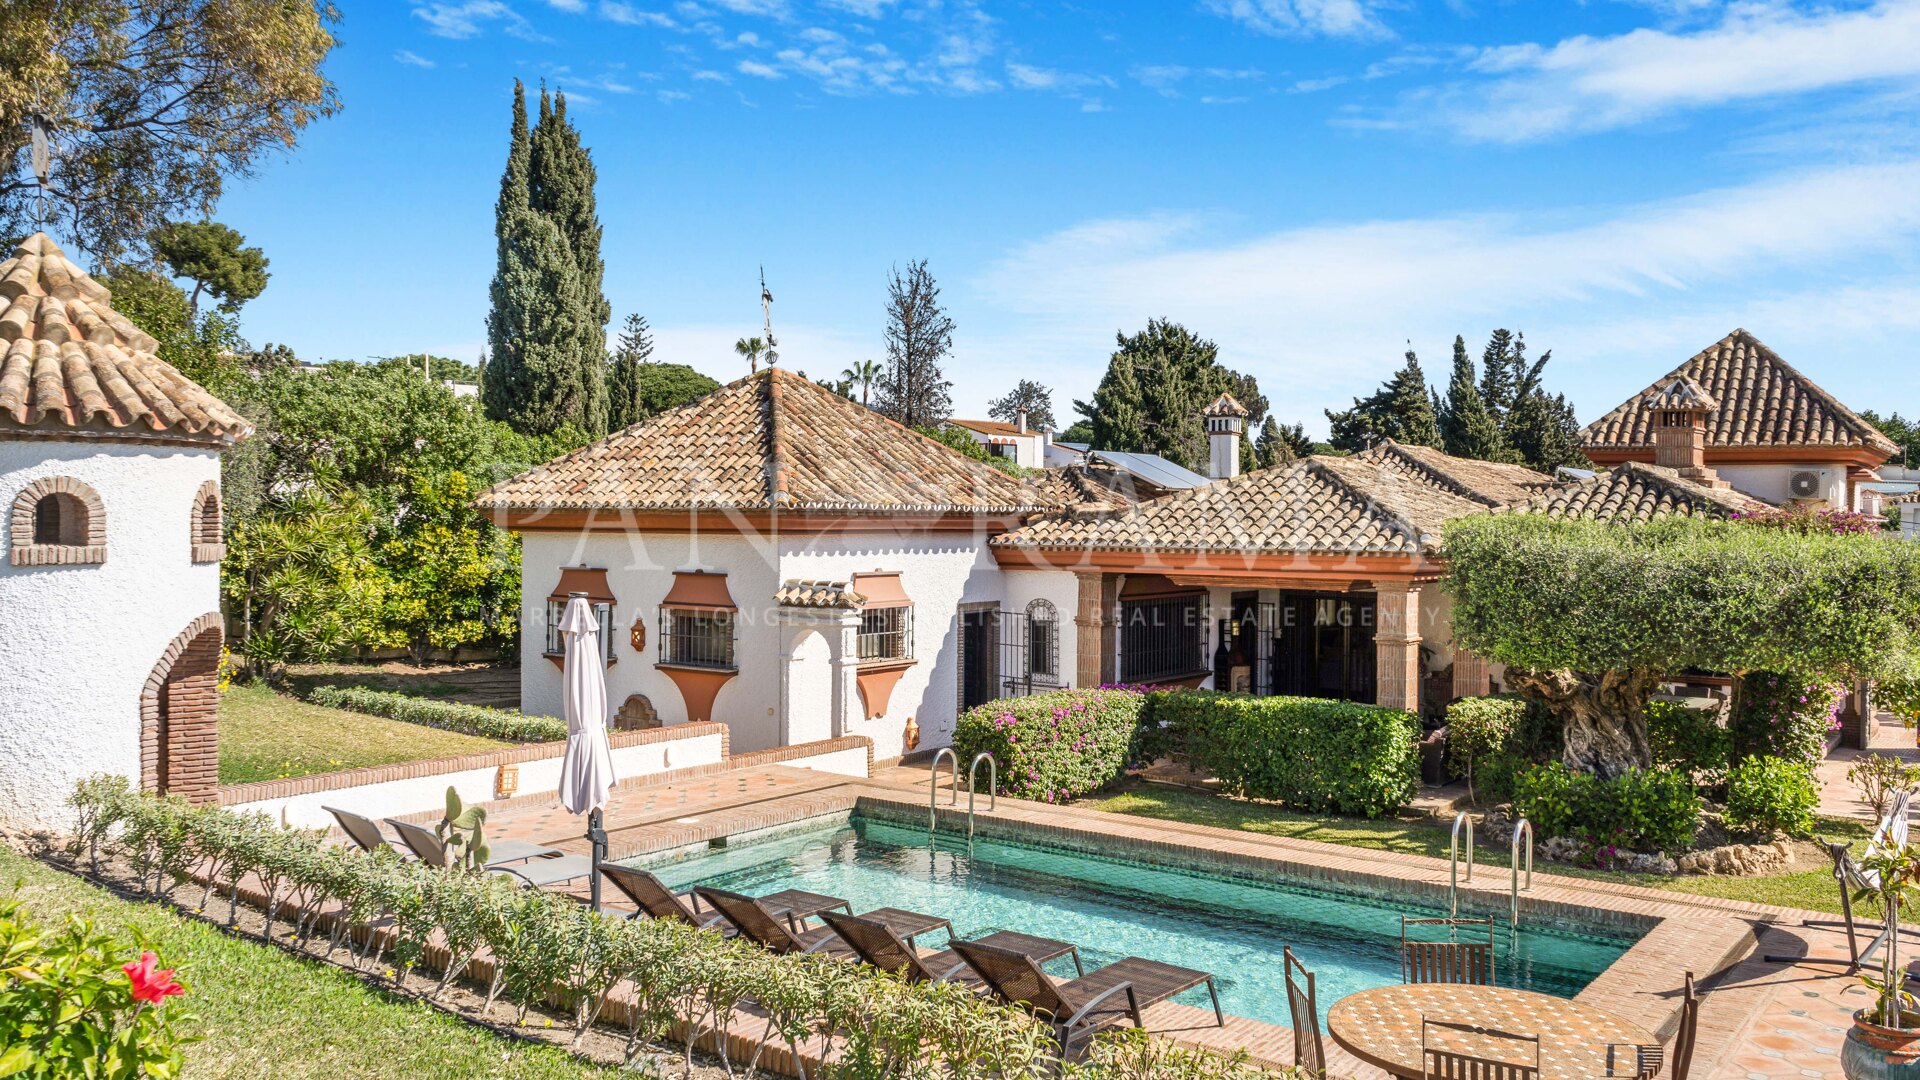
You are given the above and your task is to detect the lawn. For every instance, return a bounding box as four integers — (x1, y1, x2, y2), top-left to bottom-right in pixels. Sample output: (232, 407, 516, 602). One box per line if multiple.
(218, 683, 511, 785)
(1083, 781, 1869, 916)
(0, 846, 620, 1079)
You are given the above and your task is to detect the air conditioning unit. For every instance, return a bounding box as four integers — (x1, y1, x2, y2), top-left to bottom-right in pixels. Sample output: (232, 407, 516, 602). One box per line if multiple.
(1788, 469, 1826, 500)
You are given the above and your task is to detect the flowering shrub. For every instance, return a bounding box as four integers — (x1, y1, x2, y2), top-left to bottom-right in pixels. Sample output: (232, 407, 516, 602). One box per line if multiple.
(1730, 675, 1845, 767)
(1723, 756, 1820, 839)
(1645, 699, 1731, 778)
(1731, 504, 1888, 535)
(0, 901, 194, 1078)
(1512, 762, 1701, 854)
(1145, 691, 1422, 818)
(309, 685, 567, 744)
(951, 688, 1147, 802)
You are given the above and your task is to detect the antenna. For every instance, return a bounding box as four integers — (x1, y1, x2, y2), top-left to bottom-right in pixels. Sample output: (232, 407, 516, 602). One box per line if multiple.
(28, 109, 52, 228)
(759, 267, 777, 366)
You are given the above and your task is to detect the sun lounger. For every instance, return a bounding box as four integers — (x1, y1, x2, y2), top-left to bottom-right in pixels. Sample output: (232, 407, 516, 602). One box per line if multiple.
(325, 806, 413, 859)
(948, 937, 1223, 1055)
(383, 816, 566, 870)
(818, 910, 1082, 985)
(597, 863, 731, 929)
(1766, 790, 1920, 970)
(489, 853, 595, 888)
(694, 886, 946, 957)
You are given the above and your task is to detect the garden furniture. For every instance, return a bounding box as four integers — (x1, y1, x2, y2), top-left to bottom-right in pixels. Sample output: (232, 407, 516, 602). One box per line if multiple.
(1772, 791, 1920, 971)
(383, 816, 569, 870)
(1421, 1018, 1540, 1080)
(325, 806, 414, 859)
(693, 886, 945, 957)
(947, 937, 1223, 1056)
(1603, 971, 1696, 1080)
(1285, 946, 1326, 1078)
(1326, 985, 1654, 1080)
(1401, 916, 1495, 985)
(818, 910, 1081, 985)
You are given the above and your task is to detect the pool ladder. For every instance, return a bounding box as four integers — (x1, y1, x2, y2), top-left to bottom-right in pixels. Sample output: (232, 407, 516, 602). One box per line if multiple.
(928, 749, 999, 840)
(1448, 812, 1474, 917)
(1510, 817, 1534, 929)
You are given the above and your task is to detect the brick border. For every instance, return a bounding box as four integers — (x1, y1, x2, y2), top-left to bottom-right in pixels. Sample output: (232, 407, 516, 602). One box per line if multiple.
(8, 475, 107, 566)
(188, 479, 225, 563)
(140, 612, 223, 802)
(216, 720, 736, 805)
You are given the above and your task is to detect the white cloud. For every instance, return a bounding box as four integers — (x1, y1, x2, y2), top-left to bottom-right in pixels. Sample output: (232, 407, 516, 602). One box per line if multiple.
(691, 68, 731, 82)
(819, 0, 901, 16)
(657, 88, 693, 102)
(598, 1, 676, 26)
(1434, 1, 1920, 140)
(971, 161, 1920, 429)
(1290, 75, 1346, 93)
(737, 58, 784, 78)
(543, 0, 587, 10)
(393, 49, 437, 68)
(410, 1, 546, 40)
(1205, 0, 1390, 39)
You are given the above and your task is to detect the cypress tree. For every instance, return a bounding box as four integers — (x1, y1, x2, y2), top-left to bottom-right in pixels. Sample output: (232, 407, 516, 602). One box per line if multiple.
(1477, 329, 1517, 418)
(606, 312, 653, 430)
(529, 89, 610, 435)
(1075, 319, 1264, 471)
(1438, 334, 1508, 460)
(1325, 348, 1442, 452)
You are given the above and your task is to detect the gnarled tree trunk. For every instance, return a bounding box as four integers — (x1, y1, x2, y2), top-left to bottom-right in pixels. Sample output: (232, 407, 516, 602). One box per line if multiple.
(1504, 667, 1661, 778)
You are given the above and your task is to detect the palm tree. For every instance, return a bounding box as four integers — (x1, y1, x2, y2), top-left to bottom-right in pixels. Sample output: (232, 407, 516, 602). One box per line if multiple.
(734, 337, 764, 374)
(842, 359, 882, 406)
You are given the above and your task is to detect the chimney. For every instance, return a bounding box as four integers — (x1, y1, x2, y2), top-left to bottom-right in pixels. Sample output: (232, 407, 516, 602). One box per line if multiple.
(1649, 377, 1725, 487)
(1016, 407, 1029, 434)
(1202, 393, 1249, 481)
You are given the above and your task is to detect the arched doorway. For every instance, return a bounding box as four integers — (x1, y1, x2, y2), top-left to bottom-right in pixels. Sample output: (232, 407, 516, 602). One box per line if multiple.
(141, 613, 223, 802)
(784, 629, 833, 744)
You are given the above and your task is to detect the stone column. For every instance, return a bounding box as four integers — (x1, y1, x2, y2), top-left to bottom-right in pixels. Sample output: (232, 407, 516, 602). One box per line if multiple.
(1373, 581, 1423, 715)
(1451, 648, 1491, 701)
(1074, 572, 1118, 687)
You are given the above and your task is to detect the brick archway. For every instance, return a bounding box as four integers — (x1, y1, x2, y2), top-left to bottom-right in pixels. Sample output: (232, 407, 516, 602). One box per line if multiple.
(141, 613, 223, 802)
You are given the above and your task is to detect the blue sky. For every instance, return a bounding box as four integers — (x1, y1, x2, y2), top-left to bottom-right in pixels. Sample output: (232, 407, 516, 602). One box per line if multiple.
(219, 0, 1920, 436)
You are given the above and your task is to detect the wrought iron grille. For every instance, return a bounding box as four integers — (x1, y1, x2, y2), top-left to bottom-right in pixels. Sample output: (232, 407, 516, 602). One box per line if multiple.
(1119, 595, 1204, 684)
(659, 608, 735, 670)
(546, 599, 615, 664)
(858, 606, 914, 661)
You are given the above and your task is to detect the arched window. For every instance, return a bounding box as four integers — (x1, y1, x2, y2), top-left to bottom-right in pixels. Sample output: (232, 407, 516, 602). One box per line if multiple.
(1026, 598, 1060, 683)
(189, 480, 225, 563)
(9, 477, 106, 566)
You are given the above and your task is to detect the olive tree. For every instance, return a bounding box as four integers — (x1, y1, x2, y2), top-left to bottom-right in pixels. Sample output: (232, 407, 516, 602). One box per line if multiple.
(1442, 514, 1920, 777)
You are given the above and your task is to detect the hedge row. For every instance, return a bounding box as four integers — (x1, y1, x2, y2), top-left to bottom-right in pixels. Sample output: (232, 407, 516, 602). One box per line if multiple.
(65, 777, 1284, 1080)
(1511, 762, 1700, 855)
(309, 685, 568, 744)
(951, 689, 1148, 803)
(1146, 691, 1422, 818)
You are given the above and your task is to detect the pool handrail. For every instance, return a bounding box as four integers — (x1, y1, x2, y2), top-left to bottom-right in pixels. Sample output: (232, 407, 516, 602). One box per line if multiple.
(1449, 812, 1474, 918)
(929, 747, 960, 835)
(967, 752, 998, 839)
(1510, 817, 1534, 929)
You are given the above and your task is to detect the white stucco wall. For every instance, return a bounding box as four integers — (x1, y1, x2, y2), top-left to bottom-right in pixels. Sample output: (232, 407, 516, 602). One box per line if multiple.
(1904, 503, 1919, 540)
(0, 439, 222, 829)
(519, 530, 782, 747)
(999, 568, 1079, 692)
(1715, 462, 1846, 508)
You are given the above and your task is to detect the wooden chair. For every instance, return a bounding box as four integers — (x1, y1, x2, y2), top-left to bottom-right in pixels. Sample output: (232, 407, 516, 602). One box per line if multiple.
(1608, 971, 1698, 1080)
(1401, 916, 1495, 985)
(1421, 1018, 1540, 1080)
(948, 937, 1223, 1057)
(1283, 946, 1325, 1077)
(596, 863, 729, 930)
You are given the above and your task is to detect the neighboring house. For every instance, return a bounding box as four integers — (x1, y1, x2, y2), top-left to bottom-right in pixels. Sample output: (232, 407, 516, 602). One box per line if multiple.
(1896, 491, 1920, 540)
(1082, 450, 1211, 498)
(1581, 329, 1898, 511)
(0, 234, 251, 828)
(946, 416, 1051, 469)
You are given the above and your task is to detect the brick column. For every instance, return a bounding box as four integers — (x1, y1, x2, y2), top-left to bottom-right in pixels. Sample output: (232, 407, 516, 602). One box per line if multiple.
(1451, 648, 1491, 701)
(1074, 572, 1117, 687)
(1373, 581, 1422, 715)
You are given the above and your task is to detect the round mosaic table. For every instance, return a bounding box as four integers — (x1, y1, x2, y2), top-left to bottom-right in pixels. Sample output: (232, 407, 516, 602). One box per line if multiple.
(1326, 985, 1656, 1080)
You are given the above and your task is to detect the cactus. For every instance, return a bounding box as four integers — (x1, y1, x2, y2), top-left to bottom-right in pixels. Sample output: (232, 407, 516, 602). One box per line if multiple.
(436, 787, 490, 871)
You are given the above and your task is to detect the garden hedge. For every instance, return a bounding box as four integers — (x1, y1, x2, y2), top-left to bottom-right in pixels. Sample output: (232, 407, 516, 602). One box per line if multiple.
(1511, 762, 1700, 855)
(1146, 690, 1422, 818)
(309, 685, 567, 744)
(951, 688, 1147, 802)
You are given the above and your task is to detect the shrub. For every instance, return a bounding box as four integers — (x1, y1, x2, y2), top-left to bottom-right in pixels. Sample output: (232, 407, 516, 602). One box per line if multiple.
(1879, 676, 1920, 728)
(309, 685, 567, 743)
(1441, 695, 1562, 805)
(1145, 690, 1421, 818)
(1512, 762, 1700, 854)
(1645, 699, 1731, 777)
(0, 901, 194, 1077)
(1730, 675, 1845, 767)
(1724, 756, 1820, 839)
(1851, 753, 1920, 825)
(951, 688, 1146, 802)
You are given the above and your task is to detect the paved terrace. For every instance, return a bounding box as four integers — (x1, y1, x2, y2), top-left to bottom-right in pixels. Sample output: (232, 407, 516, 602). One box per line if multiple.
(432, 763, 1893, 1078)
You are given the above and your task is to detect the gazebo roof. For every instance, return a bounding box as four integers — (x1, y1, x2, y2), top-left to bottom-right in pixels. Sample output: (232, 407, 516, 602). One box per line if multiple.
(0, 233, 249, 447)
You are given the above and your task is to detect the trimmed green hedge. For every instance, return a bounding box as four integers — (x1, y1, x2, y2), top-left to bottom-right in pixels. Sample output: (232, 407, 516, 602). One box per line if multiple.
(951, 688, 1147, 803)
(308, 685, 567, 744)
(1724, 756, 1819, 839)
(1512, 762, 1700, 854)
(1146, 690, 1422, 818)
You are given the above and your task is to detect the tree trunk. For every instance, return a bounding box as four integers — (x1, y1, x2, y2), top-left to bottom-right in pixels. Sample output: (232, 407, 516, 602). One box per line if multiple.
(1504, 667, 1661, 778)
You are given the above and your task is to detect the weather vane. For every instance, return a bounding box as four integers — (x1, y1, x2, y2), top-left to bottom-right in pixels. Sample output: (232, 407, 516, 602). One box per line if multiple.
(760, 266, 777, 366)
(29, 109, 53, 228)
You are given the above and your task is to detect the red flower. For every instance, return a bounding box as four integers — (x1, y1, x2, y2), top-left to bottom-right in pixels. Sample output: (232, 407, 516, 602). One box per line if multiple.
(123, 952, 185, 1005)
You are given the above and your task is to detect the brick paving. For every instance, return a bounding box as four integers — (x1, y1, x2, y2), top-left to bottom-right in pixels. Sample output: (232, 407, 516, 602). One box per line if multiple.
(1817, 711, 1917, 822)
(388, 761, 1915, 1077)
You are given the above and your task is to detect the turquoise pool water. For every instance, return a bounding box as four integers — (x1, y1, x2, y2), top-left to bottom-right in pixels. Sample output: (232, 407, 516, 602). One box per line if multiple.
(637, 816, 1636, 1027)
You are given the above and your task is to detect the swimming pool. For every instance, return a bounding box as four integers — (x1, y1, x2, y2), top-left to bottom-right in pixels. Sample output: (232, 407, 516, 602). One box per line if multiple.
(633, 814, 1636, 1027)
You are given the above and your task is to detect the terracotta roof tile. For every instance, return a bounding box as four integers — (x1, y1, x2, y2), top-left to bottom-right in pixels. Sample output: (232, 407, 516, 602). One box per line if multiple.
(1507, 461, 1760, 522)
(1356, 441, 1559, 506)
(0, 233, 249, 446)
(1582, 329, 1896, 457)
(774, 580, 864, 608)
(1203, 392, 1248, 417)
(946, 418, 1028, 437)
(478, 368, 1051, 514)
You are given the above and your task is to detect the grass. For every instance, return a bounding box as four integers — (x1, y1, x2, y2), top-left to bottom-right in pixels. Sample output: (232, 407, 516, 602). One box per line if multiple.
(0, 846, 620, 1079)
(218, 683, 511, 785)
(1083, 780, 1871, 916)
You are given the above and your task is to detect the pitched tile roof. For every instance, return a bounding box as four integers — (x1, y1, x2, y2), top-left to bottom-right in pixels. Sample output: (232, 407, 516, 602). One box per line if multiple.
(477, 367, 1052, 514)
(1891, 490, 1920, 505)
(774, 580, 864, 608)
(1204, 392, 1248, 417)
(1506, 461, 1759, 522)
(0, 233, 250, 447)
(1582, 329, 1897, 458)
(1356, 441, 1559, 507)
(946, 418, 1029, 438)
(1017, 463, 1144, 514)
(995, 447, 1530, 555)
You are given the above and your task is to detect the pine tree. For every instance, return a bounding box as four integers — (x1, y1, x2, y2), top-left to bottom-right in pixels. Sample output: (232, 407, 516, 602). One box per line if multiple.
(1254, 416, 1312, 469)
(987, 380, 1056, 431)
(1438, 334, 1508, 460)
(875, 260, 955, 427)
(606, 313, 653, 430)
(1477, 329, 1517, 418)
(1080, 347, 1147, 457)
(1073, 319, 1265, 471)
(1325, 349, 1442, 453)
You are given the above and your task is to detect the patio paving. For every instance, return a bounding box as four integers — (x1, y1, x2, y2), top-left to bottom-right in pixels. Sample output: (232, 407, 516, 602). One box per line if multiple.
(1816, 710, 1918, 822)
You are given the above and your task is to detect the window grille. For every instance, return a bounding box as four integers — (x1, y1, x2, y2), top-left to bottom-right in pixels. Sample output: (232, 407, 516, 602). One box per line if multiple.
(1026, 599, 1059, 679)
(545, 598, 616, 665)
(660, 608, 736, 670)
(1119, 594, 1204, 684)
(858, 605, 913, 661)
(34, 493, 85, 546)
